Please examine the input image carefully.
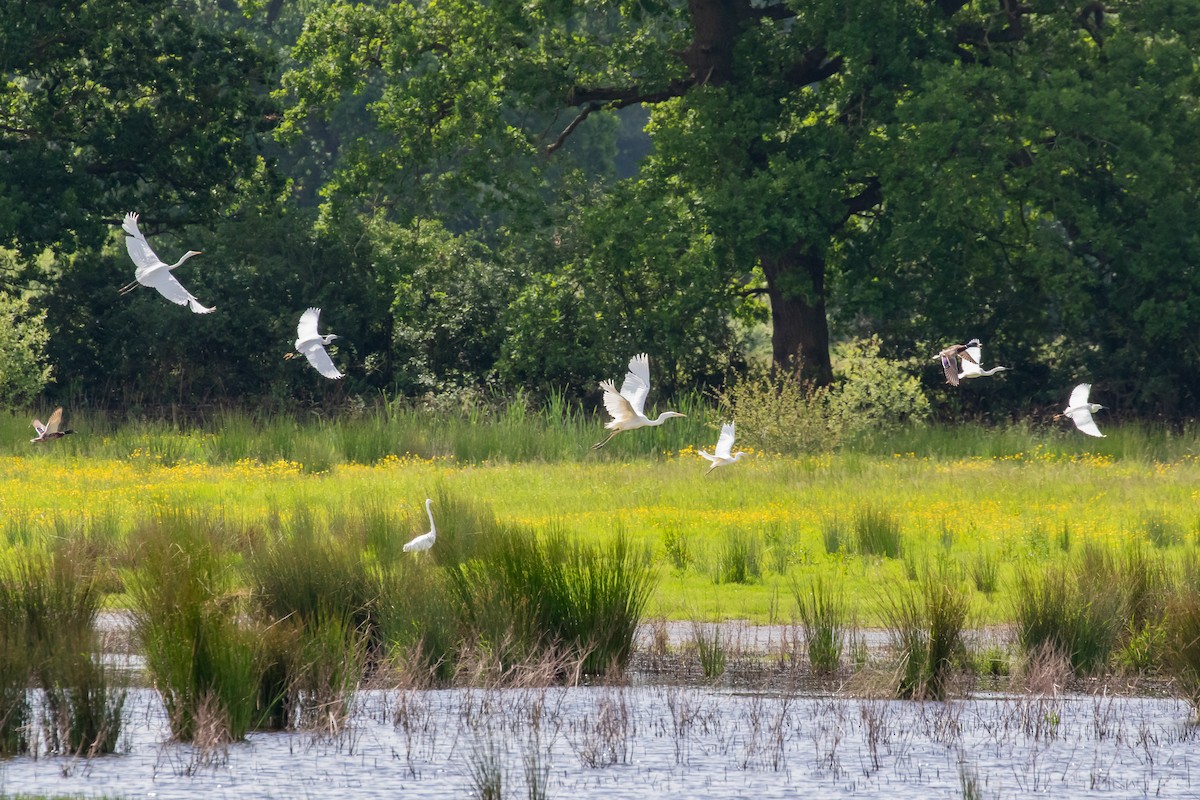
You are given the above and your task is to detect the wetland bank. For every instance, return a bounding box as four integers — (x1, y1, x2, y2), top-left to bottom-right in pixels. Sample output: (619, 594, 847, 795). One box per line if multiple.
(3, 411, 1200, 797)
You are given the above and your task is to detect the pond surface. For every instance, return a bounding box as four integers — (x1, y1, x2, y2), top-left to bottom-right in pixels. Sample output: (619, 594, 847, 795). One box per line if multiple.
(2, 686, 1196, 798)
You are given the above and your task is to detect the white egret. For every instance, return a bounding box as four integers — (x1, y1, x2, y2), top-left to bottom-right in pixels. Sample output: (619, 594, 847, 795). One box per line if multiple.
(1059, 383, 1106, 438)
(957, 342, 1009, 380)
(403, 498, 437, 552)
(699, 422, 748, 475)
(593, 352, 685, 449)
(31, 407, 74, 444)
(291, 307, 343, 379)
(119, 212, 214, 313)
(936, 339, 981, 386)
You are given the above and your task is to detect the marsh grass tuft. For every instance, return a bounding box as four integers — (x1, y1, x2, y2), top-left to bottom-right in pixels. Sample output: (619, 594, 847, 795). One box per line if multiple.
(691, 621, 727, 680)
(853, 507, 903, 559)
(126, 513, 261, 742)
(793, 578, 846, 676)
(712, 529, 762, 584)
(883, 568, 969, 700)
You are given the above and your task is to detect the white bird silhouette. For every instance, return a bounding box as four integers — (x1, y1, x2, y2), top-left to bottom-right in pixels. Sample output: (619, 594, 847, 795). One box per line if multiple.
(699, 422, 748, 474)
(403, 498, 437, 552)
(31, 407, 74, 444)
(593, 353, 685, 449)
(119, 212, 214, 313)
(957, 342, 1009, 380)
(292, 307, 343, 379)
(1060, 383, 1106, 438)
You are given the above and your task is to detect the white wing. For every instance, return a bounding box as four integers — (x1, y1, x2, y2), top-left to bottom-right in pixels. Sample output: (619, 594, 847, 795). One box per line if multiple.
(300, 343, 343, 379)
(1068, 383, 1092, 408)
(600, 380, 637, 424)
(122, 212, 164, 273)
(959, 346, 984, 378)
(714, 422, 736, 459)
(697, 449, 718, 463)
(32, 419, 46, 436)
(1068, 408, 1105, 438)
(620, 353, 651, 416)
(45, 407, 63, 435)
(297, 307, 323, 342)
(140, 269, 215, 313)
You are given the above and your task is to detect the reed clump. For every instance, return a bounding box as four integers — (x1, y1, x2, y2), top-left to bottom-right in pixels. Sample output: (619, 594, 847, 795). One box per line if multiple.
(793, 578, 847, 676)
(882, 568, 969, 700)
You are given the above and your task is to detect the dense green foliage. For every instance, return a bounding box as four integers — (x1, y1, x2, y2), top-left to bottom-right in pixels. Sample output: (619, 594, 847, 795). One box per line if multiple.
(4, 1, 1200, 417)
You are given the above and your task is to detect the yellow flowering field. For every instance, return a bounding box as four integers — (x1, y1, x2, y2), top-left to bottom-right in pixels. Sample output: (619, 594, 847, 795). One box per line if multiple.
(2, 446, 1197, 624)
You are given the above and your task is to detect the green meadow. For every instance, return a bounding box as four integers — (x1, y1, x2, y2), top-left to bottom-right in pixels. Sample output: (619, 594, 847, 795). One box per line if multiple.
(3, 406, 1198, 627)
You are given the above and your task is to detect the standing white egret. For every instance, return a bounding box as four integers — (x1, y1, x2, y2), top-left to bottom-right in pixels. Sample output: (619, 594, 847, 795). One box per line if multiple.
(698, 422, 748, 475)
(957, 342, 1009, 380)
(403, 499, 437, 552)
(119, 212, 214, 313)
(593, 353, 685, 449)
(291, 307, 343, 379)
(31, 407, 74, 443)
(936, 339, 981, 386)
(1059, 383, 1106, 438)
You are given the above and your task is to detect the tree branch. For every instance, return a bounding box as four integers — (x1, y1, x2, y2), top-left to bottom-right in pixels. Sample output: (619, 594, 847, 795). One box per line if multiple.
(544, 103, 599, 155)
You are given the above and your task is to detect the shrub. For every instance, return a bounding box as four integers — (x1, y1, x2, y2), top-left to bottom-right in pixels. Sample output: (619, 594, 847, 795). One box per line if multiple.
(0, 290, 53, 405)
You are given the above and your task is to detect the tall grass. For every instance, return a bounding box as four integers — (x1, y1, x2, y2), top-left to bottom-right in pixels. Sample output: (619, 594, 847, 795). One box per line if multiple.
(1013, 563, 1119, 677)
(793, 578, 847, 676)
(882, 568, 970, 700)
(0, 545, 125, 756)
(853, 507, 903, 559)
(125, 512, 261, 742)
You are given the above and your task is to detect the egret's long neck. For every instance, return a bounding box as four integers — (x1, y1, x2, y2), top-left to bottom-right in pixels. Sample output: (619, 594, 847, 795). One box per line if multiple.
(170, 252, 200, 270)
(649, 412, 676, 426)
(425, 500, 436, 534)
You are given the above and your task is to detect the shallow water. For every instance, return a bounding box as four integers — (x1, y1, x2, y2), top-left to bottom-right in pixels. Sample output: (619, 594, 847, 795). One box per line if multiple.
(2, 686, 1196, 798)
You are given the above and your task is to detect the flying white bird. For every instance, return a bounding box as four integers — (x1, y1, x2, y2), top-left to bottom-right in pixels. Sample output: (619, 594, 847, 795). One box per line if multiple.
(291, 307, 343, 379)
(698, 422, 749, 475)
(936, 339, 980, 386)
(31, 407, 74, 444)
(1059, 383, 1106, 438)
(957, 342, 1009, 380)
(593, 352, 686, 449)
(119, 212, 214, 313)
(403, 498, 437, 553)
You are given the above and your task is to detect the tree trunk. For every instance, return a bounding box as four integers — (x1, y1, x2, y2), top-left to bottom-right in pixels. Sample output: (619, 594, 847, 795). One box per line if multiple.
(760, 246, 833, 386)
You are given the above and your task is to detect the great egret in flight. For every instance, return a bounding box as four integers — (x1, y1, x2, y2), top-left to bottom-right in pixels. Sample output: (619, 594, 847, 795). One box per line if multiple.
(1059, 383, 1106, 438)
(403, 498, 437, 552)
(119, 212, 214, 313)
(31, 408, 74, 443)
(593, 353, 685, 449)
(290, 307, 343, 379)
(957, 342, 1009, 380)
(936, 339, 981, 386)
(699, 422, 748, 474)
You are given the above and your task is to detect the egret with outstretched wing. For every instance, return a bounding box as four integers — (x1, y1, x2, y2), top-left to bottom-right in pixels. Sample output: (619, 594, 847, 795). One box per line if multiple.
(1060, 383, 1106, 438)
(958, 343, 1009, 380)
(120, 212, 214, 313)
(593, 353, 685, 449)
(698, 422, 748, 474)
(292, 307, 343, 379)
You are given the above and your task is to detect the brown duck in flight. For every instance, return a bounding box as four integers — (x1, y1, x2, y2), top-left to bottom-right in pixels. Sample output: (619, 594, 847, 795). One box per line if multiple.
(937, 339, 981, 386)
(31, 408, 74, 443)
